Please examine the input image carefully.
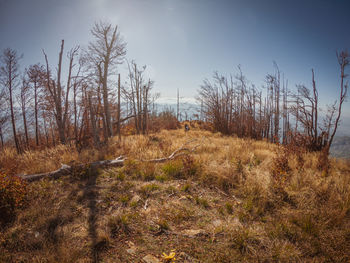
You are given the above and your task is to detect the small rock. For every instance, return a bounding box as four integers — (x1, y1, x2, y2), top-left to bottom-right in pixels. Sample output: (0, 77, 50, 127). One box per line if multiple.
(143, 254, 160, 263)
(182, 229, 206, 238)
(178, 195, 187, 201)
(212, 219, 222, 227)
(126, 247, 137, 255)
(130, 195, 141, 204)
(179, 195, 193, 201)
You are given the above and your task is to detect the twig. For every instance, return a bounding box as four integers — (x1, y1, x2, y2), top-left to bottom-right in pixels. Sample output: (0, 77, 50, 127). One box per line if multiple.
(143, 199, 149, 210)
(141, 137, 204, 163)
(215, 187, 229, 197)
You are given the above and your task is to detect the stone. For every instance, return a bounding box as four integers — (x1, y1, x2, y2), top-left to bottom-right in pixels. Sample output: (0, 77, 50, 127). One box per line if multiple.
(126, 247, 137, 255)
(143, 254, 160, 263)
(182, 229, 206, 238)
(212, 219, 222, 227)
(130, 195, 141, 204)
(178, 195, 187, 201)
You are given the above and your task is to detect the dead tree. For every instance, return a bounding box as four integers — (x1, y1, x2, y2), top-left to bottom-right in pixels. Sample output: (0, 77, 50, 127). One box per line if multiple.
(0, 84, 8, 149)
(0, 48, 22, 153)
(43, 41, 79, 144)
(88, 21, 126, 138)
(87, 89, 100, 147)
(117, 73, 121, 140)
(290, 51, 348, 155)
(72, 58, 83, 142)
(27, 64, 45, 146)
(324, 51, 349, 154)
(124, 61, 154, 134)
(290, 83, 319, 149)
(17, 75, 31, 148)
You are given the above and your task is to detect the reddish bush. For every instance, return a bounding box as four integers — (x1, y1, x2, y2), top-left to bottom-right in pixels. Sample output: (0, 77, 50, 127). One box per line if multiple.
(149, 110, 180, 131)
(0, 172, 27, 224)
(271, 147, 291, 184)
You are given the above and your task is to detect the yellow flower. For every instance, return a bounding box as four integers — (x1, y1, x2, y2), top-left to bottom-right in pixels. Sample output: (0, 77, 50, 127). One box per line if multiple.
(162, 249, 176, 262)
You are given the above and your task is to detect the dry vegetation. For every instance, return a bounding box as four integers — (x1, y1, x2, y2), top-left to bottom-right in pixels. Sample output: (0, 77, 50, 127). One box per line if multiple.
(1, 126, 350, 262)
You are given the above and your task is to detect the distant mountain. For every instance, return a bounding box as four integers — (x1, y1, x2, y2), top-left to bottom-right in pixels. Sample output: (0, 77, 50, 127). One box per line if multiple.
(330, 136, 350, 159)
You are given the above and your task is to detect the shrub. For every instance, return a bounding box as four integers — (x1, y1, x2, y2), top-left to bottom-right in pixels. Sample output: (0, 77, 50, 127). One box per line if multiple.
(123, 159, 141, 177)
(0, 172, 27, 224)
(271, 147, 291, 183)
(107, 214, 131, 237)
(157, 219, 170, 231)
(217, 176, 236, 193)
(195, 196, 210, 209)
(160, 206, 195, 224)
(116, 170, 126, 181)
(229, 227, 261, 254)
(141, 162, 156, 181)
(155, 174, 168, 182)
(182, 154, 199, 177)
(162, 160, 184, 178)
(235, 159, 244, 174)
(317, 148, 330, 174)
(139, 183, 161, 197)
(225, 202, 233, 214)
(119, 194, 130, 206)
(162, 155, 199, 179)
(181, 183, 191, 192)
(165, 186, 177, 195)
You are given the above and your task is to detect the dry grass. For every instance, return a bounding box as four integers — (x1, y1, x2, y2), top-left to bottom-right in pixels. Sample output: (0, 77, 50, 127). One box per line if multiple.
(1, 127, 350, 262)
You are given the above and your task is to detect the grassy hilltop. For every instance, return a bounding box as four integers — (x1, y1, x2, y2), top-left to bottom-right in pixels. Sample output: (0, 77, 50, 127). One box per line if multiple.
(1, 127, 350, 262)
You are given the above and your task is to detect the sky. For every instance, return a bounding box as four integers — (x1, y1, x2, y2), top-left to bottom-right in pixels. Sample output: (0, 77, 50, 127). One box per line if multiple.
(1, 0, 350, 132)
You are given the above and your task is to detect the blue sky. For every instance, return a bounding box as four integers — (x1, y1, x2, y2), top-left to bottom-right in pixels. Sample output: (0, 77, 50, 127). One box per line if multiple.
(1, 0, 350, 129)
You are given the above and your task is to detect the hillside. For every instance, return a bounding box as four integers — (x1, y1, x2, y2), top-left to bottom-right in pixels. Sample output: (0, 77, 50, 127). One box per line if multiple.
(1, 128, 350, 262)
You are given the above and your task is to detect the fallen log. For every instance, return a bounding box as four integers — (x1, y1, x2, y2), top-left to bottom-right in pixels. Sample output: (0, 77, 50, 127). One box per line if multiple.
(19, 138, 204, 182)
(20, 156, 125, 182)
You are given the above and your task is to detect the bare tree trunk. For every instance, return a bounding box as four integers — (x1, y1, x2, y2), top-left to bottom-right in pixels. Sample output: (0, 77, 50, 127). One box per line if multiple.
(9, 75, 20, 153)
(0, 126, 4, 149)
(62, 46, 79, 140)
(312, 69, 318, 145)
(117, 73, 121, 140)
(88, 91, 100, 147)
(102, 61, 113, 137)
(50, 120, 56, 147)
(143, 81, 150, 134)
(20, 79, 29, 148)
(73, 82, 78, 141)
(21, 103, 29, 147)
(56, 40, 65, 144)
(42, 110, 49, 146)
(34, 81, 40, 146)
(135, 64, 141, 134)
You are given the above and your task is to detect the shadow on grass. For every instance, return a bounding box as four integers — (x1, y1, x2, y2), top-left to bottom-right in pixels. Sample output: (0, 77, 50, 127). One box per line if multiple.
(80, 167, 100, 263)
(40, 166, 102, 262)
(38, 166, 102, 262)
